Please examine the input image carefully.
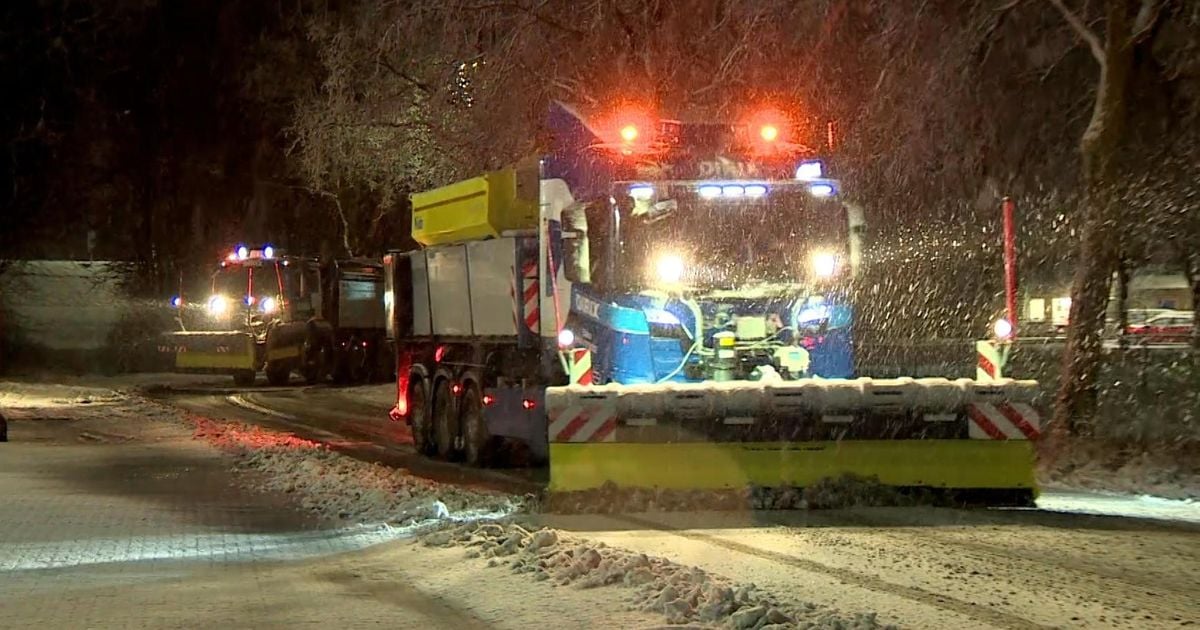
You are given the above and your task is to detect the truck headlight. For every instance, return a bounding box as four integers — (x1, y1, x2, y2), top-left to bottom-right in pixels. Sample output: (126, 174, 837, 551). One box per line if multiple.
(651, 252, 686, 285)
(810, 251, 839, 279)
(207, 294, 230, 317)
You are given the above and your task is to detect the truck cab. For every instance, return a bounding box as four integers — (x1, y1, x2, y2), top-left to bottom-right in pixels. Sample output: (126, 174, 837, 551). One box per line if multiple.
(544, 102, 859, 384)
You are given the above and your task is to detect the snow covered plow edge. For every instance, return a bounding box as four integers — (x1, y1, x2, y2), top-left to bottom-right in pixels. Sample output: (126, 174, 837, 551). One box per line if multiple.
(545, 377, 1042, 503)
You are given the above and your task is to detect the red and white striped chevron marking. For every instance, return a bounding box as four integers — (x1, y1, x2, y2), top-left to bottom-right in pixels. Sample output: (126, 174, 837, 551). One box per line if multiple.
(548, 396, 617, 443)
(966, 402, 1041, 440)
(569, 349, 593, 386)
(976, 340, 1003, 380)
(521, 260, 539, 333)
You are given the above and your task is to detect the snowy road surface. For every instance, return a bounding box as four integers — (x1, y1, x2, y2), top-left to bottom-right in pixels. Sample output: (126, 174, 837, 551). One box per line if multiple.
(5, 376, 1197, 629)
(0, 386, 665, 629)
(539, 509, 1199, 629)
(156, 379, 1200, 628)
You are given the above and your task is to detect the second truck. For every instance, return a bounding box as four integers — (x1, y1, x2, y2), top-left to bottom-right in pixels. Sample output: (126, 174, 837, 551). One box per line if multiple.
(161, 247, 391, 386)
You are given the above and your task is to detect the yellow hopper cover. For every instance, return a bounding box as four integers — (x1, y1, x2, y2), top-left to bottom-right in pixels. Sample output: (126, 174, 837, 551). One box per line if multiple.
(411, 164, 539, 246)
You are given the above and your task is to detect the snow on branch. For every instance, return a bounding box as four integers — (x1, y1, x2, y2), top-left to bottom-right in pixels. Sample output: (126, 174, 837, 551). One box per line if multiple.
(1047, 0, 1106, 66)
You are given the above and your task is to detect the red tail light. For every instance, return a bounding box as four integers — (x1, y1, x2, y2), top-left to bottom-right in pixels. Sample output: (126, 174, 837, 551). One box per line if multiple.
(482, 394, 496, 406)
(394, 351, 412, 418)
(451, 382, 463, 396)
(521, 399, 537, 410)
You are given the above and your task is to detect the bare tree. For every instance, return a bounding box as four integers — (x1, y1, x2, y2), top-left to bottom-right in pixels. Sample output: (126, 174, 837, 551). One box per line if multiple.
(1048, 0, 1164, 436)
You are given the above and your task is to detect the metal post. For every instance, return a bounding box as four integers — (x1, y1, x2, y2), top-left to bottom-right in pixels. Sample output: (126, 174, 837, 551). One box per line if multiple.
(1002, 197, 1018, 339)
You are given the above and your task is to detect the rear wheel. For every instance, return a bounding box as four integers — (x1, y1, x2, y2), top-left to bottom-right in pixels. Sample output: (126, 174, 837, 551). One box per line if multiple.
(232, 370, 255, 387)
(347, 337, 368, 383)
(408, 377, 435, 455)
(432, 379, 459, 460)
(461, 384, 490, 467)
(265, 360, 291, 386)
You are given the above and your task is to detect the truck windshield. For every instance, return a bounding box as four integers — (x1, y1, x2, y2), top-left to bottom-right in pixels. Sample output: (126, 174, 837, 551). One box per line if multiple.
(211, 264, 280, 300)
(618, 190, 847, 289)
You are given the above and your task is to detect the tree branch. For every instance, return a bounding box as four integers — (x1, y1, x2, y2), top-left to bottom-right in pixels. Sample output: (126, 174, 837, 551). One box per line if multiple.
(1130, 0, 1163, 45)
(376, 58, 431, 93)
(1047, 0, 1106, 66)
(462, 1, 583, 35)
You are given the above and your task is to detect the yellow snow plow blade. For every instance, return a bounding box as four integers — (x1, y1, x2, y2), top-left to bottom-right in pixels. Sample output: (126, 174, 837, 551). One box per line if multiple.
(160, 331, 256, 372)
(548, 440, 1037, 492)
(544, 377, 1044, 505)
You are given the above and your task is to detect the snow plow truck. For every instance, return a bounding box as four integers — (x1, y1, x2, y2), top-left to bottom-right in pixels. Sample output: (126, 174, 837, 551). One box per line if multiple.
(160, 247, 390, 386)
(384, 101, 1044, 505)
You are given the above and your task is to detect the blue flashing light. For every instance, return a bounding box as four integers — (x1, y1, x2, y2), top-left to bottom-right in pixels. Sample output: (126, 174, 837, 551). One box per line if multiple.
(170, 296, 182, 308)
(809, 183, 835, 198)
(262, 245, 275, 259)
(744, 184, 768, 198)
(721, 185, 745, 198)
(236, 245, 249, 260)
(629, 185, 654, 200)
(796, 160, 823, 181)
(698, 185, 722, 199)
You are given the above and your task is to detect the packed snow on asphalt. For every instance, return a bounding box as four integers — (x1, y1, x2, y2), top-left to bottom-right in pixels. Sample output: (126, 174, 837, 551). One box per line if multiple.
(4, 376, 1199, 629)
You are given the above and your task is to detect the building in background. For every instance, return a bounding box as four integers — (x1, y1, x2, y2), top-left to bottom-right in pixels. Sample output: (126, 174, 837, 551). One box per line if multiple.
(1020, 270, 1192, 336)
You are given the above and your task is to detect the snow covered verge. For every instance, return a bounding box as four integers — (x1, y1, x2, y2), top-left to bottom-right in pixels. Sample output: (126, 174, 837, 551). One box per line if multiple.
(419, 519, 892, 630)
(190, 417, 521, 525)
(1039, 439, 1200, 501)
(0, 379, 188, 443)
(0, 380, 127, 410)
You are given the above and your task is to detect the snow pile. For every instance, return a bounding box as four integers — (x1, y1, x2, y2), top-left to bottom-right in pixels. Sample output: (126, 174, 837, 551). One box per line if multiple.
(423, 521, 892, 629)
(543, 476, 915, 514)
(192, 417, 519, 525)
(0, 381, 126, 411)
(0, 381, 185, 444)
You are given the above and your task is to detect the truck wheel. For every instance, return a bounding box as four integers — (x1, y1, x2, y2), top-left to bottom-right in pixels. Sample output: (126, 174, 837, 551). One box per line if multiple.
(461, 385, 490, 467)
(432, 379, 459, 460)
(265, 360, 291, 386)
(344, 338, 368, 383)
(408, 377, 435, 455)
(331, 342, 351, 384)
(233, 370, 255, 387)
(302, 339, 328, 385)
